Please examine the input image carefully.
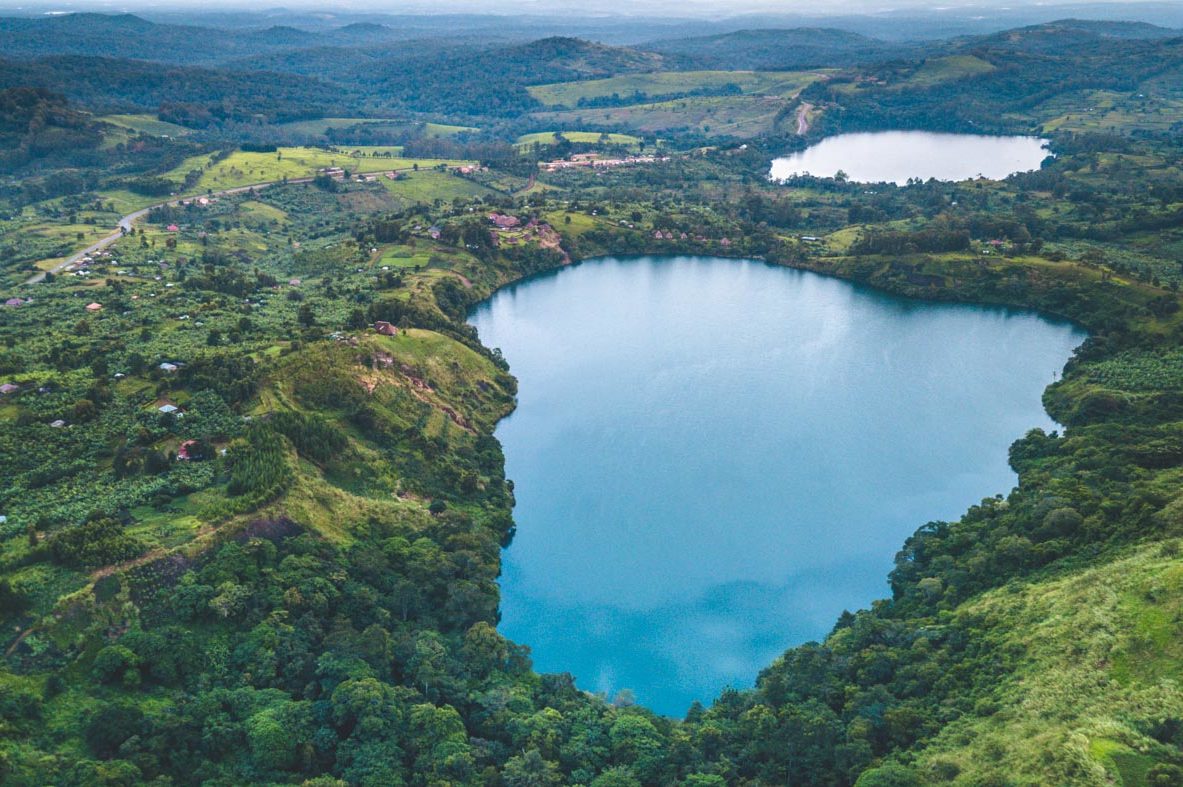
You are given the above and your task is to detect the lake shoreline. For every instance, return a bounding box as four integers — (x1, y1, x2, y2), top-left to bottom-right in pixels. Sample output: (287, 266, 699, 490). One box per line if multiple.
(469, 250, 1085, 714)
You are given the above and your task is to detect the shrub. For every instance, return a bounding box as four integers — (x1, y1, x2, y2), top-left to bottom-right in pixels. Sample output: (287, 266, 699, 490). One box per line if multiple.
(47, 517, 147, 569)
(91, 645, 139, 684)
(84, 704, 144, 759)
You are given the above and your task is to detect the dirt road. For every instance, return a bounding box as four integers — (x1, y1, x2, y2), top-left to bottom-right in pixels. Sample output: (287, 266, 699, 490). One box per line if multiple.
(796, 102, 814, 135)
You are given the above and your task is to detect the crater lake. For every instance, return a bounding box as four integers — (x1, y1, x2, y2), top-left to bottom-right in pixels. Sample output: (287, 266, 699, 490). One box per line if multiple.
(469, 255, 1084, 715)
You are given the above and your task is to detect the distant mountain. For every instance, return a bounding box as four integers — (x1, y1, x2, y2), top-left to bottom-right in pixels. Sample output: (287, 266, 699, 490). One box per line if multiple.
(0, 55, 350, 124)
(0, 33, 681, 123)
(366, 37, 687, 117)
(332, 22, 401, 42)
(1036, 18, 1181, 39)
(956, 18, 1182, 55)
(497, 37, 675, 78)
(0, 13, 326, 65)
(641, 28, 915, 70)
(222, 37, 481, 82)
(245, 25, 318, 46)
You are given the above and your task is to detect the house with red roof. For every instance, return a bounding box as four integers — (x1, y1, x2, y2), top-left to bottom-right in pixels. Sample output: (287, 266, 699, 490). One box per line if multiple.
(488, 213, 521, 230)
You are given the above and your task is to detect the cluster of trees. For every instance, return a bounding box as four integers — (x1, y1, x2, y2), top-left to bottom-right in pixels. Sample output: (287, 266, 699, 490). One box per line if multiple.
(5, 525, 720, 784)
(46, 513, 146, 569)
(223, 425, 293, 504)
(0, 87, 100, 172)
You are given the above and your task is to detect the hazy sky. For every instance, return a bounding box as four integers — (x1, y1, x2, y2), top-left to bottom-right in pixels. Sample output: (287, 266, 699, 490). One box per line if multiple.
(4, 0, 1172, 15)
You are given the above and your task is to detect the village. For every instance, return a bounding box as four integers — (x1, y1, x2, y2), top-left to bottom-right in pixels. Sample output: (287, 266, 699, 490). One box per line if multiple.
(538, 152, 671, 173)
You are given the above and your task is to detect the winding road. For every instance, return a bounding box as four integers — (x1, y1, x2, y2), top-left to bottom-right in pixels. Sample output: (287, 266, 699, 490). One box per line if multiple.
(24, 177, 316, 285)
(796, 102, 814, 136)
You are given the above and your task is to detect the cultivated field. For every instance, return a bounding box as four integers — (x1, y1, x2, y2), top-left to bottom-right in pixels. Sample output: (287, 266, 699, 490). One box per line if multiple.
(274, 117, 478, 137)
(515, 131, 643, 148)
(171, 148, 471, 193)
(380, 170, 496, 204)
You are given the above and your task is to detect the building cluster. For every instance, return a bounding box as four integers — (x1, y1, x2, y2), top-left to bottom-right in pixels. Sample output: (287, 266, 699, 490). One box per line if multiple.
(539, 153, 670, 173)
(650, 229, 733, 247)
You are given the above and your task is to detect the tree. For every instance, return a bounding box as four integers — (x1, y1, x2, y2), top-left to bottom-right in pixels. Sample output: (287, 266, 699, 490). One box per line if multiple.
(609, 715, 662, 764)
(460, 621, 508, 679)
(85, 704, 143, 759)
(407, 703, 473, 782)
(330, 677, 398, 729)
(91, 645, 139, 684)
(72, 399, 97, 422)
(854, 762, 920, 786)
(407, 632, 448, 698)
(0, 579, 30, 617)
(502, 749, 563, 787)
(590, 766, 641, 787)
(246, 701, 313, 772)
(297, 303, 317, 328)
(1148, 763, 1183, 787)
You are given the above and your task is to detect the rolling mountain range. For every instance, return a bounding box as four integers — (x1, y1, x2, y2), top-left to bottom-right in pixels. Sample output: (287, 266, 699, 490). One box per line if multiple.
(0, 14, 1178, 129)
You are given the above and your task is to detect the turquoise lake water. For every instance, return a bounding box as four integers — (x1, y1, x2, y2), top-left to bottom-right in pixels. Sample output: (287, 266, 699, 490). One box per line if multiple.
(468, 255, 1084, 716)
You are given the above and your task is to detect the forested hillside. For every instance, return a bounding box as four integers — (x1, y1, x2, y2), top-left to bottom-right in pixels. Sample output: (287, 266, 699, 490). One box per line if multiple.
(641, 28, 913, 70)
(0, 57, 352, 124)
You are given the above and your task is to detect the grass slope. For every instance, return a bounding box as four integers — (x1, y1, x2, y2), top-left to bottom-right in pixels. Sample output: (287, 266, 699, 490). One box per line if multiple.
(904, 540, 1183, 786)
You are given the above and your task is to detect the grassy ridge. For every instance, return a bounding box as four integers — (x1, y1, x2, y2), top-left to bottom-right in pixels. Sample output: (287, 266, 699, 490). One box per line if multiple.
(904, 540, 1183, 785)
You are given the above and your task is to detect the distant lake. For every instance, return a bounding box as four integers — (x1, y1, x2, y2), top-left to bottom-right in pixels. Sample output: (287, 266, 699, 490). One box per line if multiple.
(770, 131, 1050, 185)
(469, 255, 1083, 716)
